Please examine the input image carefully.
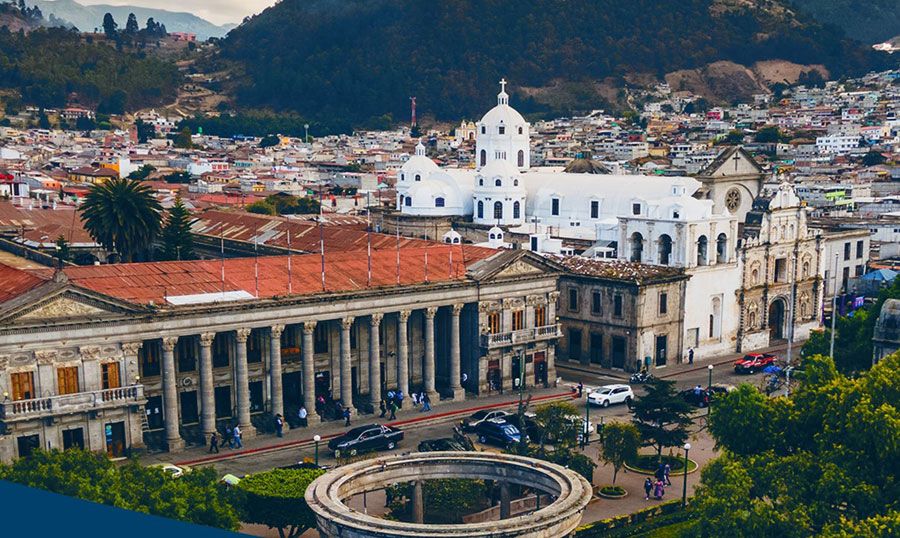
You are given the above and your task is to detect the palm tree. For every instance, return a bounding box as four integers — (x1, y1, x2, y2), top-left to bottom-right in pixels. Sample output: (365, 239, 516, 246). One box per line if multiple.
(80, 177, 162, 262)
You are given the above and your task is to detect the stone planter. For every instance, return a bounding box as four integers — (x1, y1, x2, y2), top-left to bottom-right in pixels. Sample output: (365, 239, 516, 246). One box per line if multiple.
(596, 486, 628, 499)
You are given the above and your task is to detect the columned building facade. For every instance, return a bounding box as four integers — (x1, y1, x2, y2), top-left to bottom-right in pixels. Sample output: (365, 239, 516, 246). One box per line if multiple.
(0, 248, 561, 461)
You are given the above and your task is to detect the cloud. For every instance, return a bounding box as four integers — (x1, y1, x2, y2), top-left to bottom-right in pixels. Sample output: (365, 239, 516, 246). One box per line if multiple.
(78, 0, 273, 25)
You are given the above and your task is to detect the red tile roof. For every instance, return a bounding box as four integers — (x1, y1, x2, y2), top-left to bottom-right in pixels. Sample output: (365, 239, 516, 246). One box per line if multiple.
(0, 263, 47, 303)
(38, 244, 496, 306)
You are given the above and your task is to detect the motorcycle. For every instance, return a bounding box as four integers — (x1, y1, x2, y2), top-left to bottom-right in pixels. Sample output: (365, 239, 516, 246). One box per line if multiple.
(630, 371, 654, 384)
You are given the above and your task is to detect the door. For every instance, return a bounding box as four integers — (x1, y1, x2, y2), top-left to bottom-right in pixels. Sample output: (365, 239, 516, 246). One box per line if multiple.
(655, 335, 668, 367)
(488, 360, 501, 393)
(769, 299, 786, 340)
(351, 367, 359, 400)
(63, 428, 85, 450)
(568, 329, 582, 361)
(611, 336, 626, 369)
(315, 372, 331, 399)
(534, 352, 547, 385)
(17, 434, 40, 458)
(105, 421, 126, 458)
(180, 391, 199, 424)
(590, 333, 603, 364)
(512, 356, 522, 390)
(102, 362, 121, 389)
(283, 371, 302, 406)
(214, 386, 232, 419)
(146, 395, 164, 429)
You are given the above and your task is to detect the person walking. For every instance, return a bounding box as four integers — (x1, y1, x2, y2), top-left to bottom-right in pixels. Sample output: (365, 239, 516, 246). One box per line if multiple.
(461, 372, 468, 391)
(232, 424, 243, 449)
(654, 479, 665, 500)
(577, 381, 584, 398)
(343, 406, 351, 427)
(379, 399, 387, 418)
(208, 431, 219, 454)
(298, 405, 308, 427)
(411, 391, 419, 408)
(275, 414, 284, 438)
(388, 399, 397, 420)
(396, 390, 404, 409)
(688, 347, 695, 365)
(225, 425, 234, 448)
(421, 392, 432, 412)
(644, 477, 653, 500)
(664, 462, 672, 486)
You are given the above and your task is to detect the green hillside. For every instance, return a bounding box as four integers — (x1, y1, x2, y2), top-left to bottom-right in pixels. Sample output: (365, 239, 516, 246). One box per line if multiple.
(791, 0, 900, 44)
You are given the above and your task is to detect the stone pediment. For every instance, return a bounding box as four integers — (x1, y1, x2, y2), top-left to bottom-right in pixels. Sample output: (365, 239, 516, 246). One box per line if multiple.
(467, 250, 564, 282)
(18, 295, 112, 321)
(492, 260, 544, 279)
(0, 284, 144, 326)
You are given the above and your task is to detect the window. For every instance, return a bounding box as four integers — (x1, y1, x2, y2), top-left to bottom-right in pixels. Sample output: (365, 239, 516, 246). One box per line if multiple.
(513, 201, 520, 219)
(214, 386, 232, 419)
(212, 333, 230, 368)
(843, 242, 851, 260)
(11, 371, 34, 401)
(659, 292, 668, 315)
(774, 258, 787, 283)
(488, 312, 501, 334)
(534, 305, 546, 327)
(517, 150, 524, 167)
(590, 200, 599, 219)
(672, 211, 680, 219)
(404, 196, 412, 206)
(632, 203, 641, 215)
(568, 329, 582, 361)
(498, 126, 505, 135)
(568, 288, 579, 311)
(495, 178, 502, 187)
(512, 310, 524, 331)
(480, 149, 486, 166)
(696, 236, 708, 266)
(314, 322, 329, 354)
(57, 366, 79, 395)
(716, 233, 728, 263)
(176, 336, 197, 372)
(855, 265, 863, 277)
(477, 201, 484, 219)
(140, 340, 161, 377)
(551, 198, 560, 216)
(842, 267, 850, 292)
(591, 291, 602, 315)
(590, 333, 603, 364)
(479, 178, 484, 186)
(249, 381, 264, 412)
(658, 234, 672, 265)
(513, 179, 519, 186)
(247, 329, 265, 363)
(518, 126, 523, 135)
(613, 294, 623, 317)
(179, 392, 199, 425)
(856, 240, 864, 259)
(414, 174, 421, 182)
(493, 201, 503, 220)
(630, 232, 644, 262)
(435, 197, 445, 207)
(102, 362, 121, 390)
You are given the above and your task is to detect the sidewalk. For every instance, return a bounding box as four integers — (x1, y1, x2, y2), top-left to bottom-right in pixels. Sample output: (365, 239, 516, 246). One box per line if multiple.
(143, 385, 577, 467)
(556, 341, 797, 382)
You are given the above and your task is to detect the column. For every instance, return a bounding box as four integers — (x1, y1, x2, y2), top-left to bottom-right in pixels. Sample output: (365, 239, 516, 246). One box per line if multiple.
(234, 328, 256, 438)
(500, 481, 511, 520)
(424, 306, 438, 401)
(161, 337, 184, 451)
(340, 317, 354, 413)
(449, 304, 465, 401)
(413, 480, 425, 524)
(121, 342, 145, 449)
(302, 321, 319, 422)
(269, 325, 286, 424)
(199, 332, 216, 441)
(397, 311, 410, 398)
(369, 313, 383, 410)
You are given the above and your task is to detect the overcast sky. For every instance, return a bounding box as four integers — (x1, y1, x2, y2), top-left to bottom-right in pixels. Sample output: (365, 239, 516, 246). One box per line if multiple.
(78, 0, 273, 25)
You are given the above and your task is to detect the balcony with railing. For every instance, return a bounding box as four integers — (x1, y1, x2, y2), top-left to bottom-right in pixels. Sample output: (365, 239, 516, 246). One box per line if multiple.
(480, 324, 562, 349)
(0, 385, 145, 422)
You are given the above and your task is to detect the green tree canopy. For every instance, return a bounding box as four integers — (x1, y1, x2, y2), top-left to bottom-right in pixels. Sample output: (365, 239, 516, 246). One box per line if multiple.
(631, 378, 693, 459)
(80, 177, 162, 262)
(534, 400, 580, 450)
(235, 468, 324, 538)
(161, 196, 195, 261)
(173, 127, 193, 149)
(102, 13, 117, 38)
(598, 422, 640, 484)
(0, 449, 238, 530)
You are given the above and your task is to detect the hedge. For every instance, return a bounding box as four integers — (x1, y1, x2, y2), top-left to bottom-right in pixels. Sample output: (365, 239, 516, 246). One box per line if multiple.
(576, 500, 686, 537)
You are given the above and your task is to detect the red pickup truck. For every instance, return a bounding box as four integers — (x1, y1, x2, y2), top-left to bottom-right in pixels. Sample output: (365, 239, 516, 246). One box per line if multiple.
(733, 353, 778, 374)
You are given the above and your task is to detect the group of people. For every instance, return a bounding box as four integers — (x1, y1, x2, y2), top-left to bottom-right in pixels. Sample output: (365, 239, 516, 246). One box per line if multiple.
(643, 463, 673, 501)
(208, 424, 244, 453)
(378, 388, 434, 419)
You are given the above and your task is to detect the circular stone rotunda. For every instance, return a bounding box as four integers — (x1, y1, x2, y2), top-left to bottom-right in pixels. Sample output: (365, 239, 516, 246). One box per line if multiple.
(305, 451, 593, 537)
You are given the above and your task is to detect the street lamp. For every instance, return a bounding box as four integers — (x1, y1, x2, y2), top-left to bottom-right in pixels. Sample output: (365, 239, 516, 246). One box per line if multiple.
(682, 443, 691, 508)
(313, 434, 321, 466)
(707, 364, 714, 416)
(583, 388, 590, 449)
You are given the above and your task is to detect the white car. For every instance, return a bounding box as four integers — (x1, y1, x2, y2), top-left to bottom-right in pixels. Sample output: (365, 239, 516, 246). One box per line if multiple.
(151, 463, 191, 478)
(588, 384, 634, 407)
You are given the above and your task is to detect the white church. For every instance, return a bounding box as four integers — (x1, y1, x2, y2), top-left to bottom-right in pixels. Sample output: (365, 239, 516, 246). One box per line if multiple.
(396, 80, 814, 361)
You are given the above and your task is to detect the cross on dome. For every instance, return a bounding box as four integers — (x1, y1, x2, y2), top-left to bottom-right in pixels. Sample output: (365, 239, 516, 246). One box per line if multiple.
(498, 78, 509, 105)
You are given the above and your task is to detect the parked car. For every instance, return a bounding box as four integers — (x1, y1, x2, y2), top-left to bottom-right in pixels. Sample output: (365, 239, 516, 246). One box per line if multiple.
(501, 412, 543, 441)
(734, 353, 778, 374)
(419, 426, 476, 452)
(473, 418, 524, 448)
(328, 424, 403, 457)
(150, 463, 191, 478)
(679, 387, 710, 408)
(461, 409, 511, 431)
(587, 384, 634, 407)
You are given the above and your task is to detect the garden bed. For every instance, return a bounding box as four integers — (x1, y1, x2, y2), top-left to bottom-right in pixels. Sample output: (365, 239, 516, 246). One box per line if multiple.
(597, 485, 628, 499)
(623, 453, 698, 475)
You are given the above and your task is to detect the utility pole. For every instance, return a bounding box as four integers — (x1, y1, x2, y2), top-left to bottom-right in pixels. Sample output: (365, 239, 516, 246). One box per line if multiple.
(829, 254, 839, 359)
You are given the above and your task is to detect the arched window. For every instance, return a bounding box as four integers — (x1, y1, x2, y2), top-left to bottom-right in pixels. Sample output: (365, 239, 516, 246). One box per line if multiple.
(697, 235, 708, 266)
(493, 201, 503, 220)
(513, 179, 519, 186)
(495, 178, 502, 187)
(716, 233, 728, 263)
(630, 232, 644, 263)
(517, 150, 525, 167)
(404, 196, 412, 207)
(518, 126, 523, 135)
(479, 178, 484, 186)
(414, 174, 421, 182)
(489, 233, 496, 240)
(480, 149, 487, 166)
(481, 126, 486, 134)
(477, 201, 484, 219)
(453, 237, 460, 244)
(513, 201, 520, 219)
(658, 234, 672, 265)
(400, 173, 404, 182)
(435, 197, 445, 208)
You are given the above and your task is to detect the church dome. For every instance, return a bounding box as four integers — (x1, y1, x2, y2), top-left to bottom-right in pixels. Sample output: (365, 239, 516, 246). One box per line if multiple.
(399, 140, 439, 183)
(564, 158, 611, 174)
(480, 101, 527, 128)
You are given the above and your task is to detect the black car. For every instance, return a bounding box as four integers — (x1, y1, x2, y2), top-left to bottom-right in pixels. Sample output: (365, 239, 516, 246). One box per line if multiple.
(418, 427, 476, 452)
(328, 424, 403, 457)
(473, 418, 524, 448)
(502, 412, 543, 442)
(679, 388, 710, 408)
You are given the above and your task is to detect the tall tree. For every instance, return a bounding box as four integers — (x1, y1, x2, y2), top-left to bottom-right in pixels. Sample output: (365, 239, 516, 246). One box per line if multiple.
(598, 422, 641, 485)
(173, 126, 193, 149)
(534, 400, 580, 451)
(101, 13, 117, 38)
(124, 13, 139, 35)
(631, 378, 693, 460)
(80, 177, 162, 262)
(161, 196, 195, 261)
(236, 468, 324, 538)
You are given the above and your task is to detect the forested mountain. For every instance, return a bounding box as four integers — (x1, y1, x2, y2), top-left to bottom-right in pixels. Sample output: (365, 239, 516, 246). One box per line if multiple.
(218, 0, 897, 132)
(0, 24, 180, 112)
(791, 0, 900, 44)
